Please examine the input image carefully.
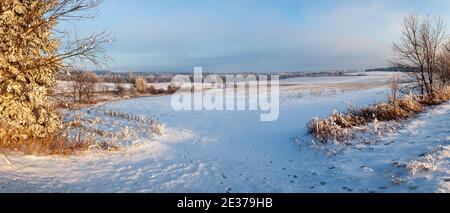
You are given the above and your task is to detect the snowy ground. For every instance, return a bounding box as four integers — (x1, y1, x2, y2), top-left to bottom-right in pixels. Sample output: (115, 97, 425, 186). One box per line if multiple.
(1, 72, 449, 192)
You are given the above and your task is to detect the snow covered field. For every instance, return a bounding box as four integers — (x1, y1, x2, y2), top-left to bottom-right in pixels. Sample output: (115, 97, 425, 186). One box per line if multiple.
(1, 72, 449, 192)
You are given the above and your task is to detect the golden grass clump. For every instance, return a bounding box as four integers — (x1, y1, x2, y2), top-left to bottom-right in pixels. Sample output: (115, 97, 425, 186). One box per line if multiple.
(418, 86, 450, 106)
(308, 112, 360, 143)
(396, 95, 423, 113)
(0, 125, 119, 155)
(353, 103, 412, 121)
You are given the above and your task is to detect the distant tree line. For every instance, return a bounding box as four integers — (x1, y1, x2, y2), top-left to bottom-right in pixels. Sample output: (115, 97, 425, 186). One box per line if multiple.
(57, 70, 355, 84)
(365, 66, 416, 72)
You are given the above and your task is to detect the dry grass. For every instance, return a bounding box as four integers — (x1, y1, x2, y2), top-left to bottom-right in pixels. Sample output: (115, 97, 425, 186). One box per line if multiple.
(396, 94, 424, 113)
(407, 154, 436, 175)
(0, 126, 119, 155)
(353, 103, 412, 121)
(417, 87, 450, 105)
(308, 114, 357, 144)
(309, 87, 450, 144)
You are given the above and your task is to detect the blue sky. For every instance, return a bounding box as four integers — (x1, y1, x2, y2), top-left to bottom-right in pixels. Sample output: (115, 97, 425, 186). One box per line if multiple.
(70, 0, 450, 73)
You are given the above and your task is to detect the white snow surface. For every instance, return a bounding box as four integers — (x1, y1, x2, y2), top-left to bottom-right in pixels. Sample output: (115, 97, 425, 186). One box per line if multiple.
(1, 73, 449, 192)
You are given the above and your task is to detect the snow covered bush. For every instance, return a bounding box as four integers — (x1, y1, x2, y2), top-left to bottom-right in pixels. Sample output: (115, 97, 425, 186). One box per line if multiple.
(131, 76, 147, 95)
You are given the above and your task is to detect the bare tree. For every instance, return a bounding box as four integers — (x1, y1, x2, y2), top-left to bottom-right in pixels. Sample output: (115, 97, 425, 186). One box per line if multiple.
(437, 42, 450, 86)
(388, 75, 401, 104)
(392, 14, 447, 94)
(67, 71, 83, 104)
(113, 74, 127, 96)
(81, 71, 99, 104)
(68, 71, 98, 104)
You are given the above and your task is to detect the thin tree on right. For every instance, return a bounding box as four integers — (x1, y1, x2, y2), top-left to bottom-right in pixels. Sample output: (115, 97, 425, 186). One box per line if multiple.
(392, 14, 448, 95)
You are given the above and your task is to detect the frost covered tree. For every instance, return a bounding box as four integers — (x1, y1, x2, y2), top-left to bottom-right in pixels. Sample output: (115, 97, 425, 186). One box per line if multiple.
(68, 71, 98, 105)
(437, 42, 450, 86)
(392, 14, 447, 94)
(131, 76, 147, 95)
(0, 0, 109, 141)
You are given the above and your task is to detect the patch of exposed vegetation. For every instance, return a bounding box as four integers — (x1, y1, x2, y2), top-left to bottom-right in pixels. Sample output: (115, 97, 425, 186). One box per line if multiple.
(308, 87, 450, 144)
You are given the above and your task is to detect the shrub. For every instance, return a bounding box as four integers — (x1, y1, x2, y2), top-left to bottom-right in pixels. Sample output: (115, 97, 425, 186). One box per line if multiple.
(417, 86, 450, 105)
(148, 85, 167, 95)
(308, 114, 357, 144)
(167, 84, 181, 94)
(117, 84, 127, 96)
(131, 77, 147, 95)
(353, 103, 412, 122)
(396, 95, 423, 113)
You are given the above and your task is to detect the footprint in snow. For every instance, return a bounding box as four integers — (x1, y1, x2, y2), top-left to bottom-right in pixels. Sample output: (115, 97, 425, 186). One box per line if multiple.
(360, 166, 375, 174)
(408, 186, 419, 190)
(342, 186, 353, 192)
(384, 140, 395, 146)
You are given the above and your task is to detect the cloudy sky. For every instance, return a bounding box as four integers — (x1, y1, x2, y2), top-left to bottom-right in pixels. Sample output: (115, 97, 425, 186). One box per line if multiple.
(72, 0, 450, 73)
